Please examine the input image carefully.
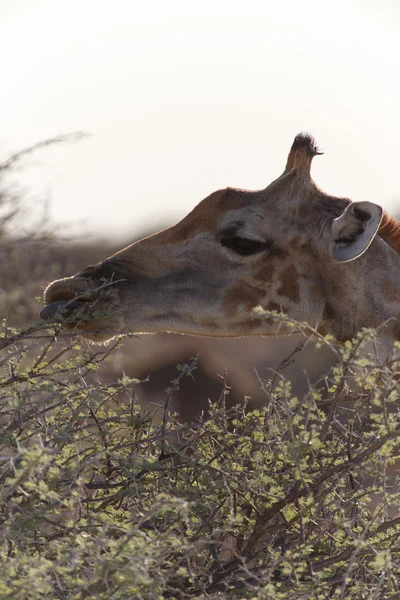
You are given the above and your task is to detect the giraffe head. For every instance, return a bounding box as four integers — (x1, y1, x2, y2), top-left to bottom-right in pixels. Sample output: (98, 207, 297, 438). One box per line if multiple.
(41, 133, 399, 342)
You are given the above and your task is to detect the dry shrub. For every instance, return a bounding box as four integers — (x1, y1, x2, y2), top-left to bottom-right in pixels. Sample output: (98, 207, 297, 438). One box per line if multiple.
(0, 320, 400, 599)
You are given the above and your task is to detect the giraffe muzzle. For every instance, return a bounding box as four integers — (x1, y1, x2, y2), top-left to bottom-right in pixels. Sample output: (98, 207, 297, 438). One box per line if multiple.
(40, 299, 90, 321)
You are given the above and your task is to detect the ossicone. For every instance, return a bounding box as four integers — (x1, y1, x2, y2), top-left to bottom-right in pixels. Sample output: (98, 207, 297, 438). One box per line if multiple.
(285, 132, 322, 176)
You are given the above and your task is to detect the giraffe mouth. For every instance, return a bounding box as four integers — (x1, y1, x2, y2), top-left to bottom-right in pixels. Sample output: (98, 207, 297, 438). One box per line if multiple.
(40, 276, 125, 342)
(40, 277, 102, 324)
(39, 299, 91, 321)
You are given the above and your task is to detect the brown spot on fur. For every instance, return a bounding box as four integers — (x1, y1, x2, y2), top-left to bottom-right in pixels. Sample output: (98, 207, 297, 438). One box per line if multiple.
(331, 283, 346, 300)
(277, 265, 300, 303)
(254, 264, 275, 282)
(224, 280, 265, 316)
(383, 280, 398, 303)
(302, 262, 315, 276)
(323, 302, 335, 322)
(298, 204, 307, 218)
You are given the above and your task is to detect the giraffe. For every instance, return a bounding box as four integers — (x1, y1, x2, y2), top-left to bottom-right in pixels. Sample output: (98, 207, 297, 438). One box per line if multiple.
(40, 133, 400, 345)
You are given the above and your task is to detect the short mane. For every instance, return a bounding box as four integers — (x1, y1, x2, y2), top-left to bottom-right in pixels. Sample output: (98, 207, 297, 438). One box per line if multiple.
(378, 212, 400, 254)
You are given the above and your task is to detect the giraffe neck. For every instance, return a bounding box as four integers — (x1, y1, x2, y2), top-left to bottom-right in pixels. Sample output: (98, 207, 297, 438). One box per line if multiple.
(322, 236, 400, 342)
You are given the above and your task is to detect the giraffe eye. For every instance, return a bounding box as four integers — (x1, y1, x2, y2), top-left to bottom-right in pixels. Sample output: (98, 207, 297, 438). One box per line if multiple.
(221, 236, 268, 256)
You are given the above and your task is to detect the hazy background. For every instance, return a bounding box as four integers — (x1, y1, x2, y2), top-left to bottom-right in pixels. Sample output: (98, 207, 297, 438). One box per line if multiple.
(1, 0, 400, 240)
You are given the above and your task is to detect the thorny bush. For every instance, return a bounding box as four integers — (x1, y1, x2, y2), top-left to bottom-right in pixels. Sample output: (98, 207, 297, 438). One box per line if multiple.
(0, 318, 400, 600)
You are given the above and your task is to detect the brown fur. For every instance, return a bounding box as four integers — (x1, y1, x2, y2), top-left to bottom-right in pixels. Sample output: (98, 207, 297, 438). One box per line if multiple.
(309, 284, 323, 302)
(254, 264, 275, 282)
(382, 280, 398, 303)
(224, 281, 265, 316)
(378, 212, 400, 254)
(277, 265, 300, 303)
(298, 205, 308, 218)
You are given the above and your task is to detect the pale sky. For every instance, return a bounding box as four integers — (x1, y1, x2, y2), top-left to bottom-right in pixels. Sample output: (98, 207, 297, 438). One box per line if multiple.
(1, 0, 400, 239)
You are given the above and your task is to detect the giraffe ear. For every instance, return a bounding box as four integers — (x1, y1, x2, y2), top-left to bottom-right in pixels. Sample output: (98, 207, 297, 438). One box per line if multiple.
(329, 201, 383, 262)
